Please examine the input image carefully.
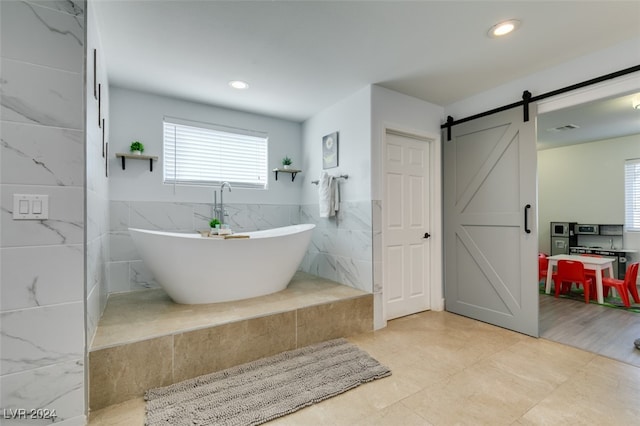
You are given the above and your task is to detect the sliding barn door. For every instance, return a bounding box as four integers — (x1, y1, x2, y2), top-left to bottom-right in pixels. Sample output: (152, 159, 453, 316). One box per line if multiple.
(443, 106, 538, 337)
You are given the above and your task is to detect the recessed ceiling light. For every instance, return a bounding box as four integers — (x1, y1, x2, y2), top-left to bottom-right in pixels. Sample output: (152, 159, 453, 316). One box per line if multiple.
(229, 80, 249, 90)
(488, 19, 521, 38)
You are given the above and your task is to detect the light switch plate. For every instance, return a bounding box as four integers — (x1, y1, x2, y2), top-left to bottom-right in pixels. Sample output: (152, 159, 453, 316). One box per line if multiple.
(13, 194, 49, 220)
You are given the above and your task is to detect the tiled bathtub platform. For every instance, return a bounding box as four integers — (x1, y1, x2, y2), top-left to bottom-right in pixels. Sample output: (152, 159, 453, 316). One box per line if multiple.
(88, 272, 372, 411)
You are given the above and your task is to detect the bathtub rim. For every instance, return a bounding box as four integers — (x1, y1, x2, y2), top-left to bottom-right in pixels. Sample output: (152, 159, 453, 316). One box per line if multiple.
(128, 223, 315, 239)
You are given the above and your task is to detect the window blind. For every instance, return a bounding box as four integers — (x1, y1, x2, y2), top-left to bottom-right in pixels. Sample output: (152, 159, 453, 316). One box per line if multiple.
(625, 158, 640, 231)
(163, 118, 268, 189)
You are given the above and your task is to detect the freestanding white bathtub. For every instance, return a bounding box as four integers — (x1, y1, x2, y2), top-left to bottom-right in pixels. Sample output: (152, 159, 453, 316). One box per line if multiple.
(128, 224, 315, 304)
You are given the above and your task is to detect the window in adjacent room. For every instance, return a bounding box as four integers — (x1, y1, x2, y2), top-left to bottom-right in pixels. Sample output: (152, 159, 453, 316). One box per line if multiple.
(625, 158, 640, 231)
(163, 117, 268, 189)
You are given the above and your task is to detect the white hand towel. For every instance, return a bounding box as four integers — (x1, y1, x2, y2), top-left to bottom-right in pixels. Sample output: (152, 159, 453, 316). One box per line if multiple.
(319, 171, 332, 218)
(331, 177, 340, 215)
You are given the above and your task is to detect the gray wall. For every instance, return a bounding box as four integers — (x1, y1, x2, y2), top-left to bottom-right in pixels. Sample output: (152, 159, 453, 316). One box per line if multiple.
(108, 87, 303, 204)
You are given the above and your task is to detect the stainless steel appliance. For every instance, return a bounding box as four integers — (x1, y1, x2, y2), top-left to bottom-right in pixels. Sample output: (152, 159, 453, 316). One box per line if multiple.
(569, 247, 628, 279)
(575, 224, 599, 235)
(550, 222, 577, 255)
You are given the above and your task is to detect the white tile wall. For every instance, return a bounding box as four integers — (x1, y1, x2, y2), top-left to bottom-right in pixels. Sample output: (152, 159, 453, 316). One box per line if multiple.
(0, 184, 84, 247)
(300, 201, 373, 292)
(0, 58, 83, 129)
(0, 0, 84, 73)
(0, 1, 87, 424)
(0, 245, 83, 311)
(0, 123, 84, 186)
(129, 201, 194, 231)
(0, 358, 85, 424)
(28, 0, 85, 16)
(1, 302, 84, 375)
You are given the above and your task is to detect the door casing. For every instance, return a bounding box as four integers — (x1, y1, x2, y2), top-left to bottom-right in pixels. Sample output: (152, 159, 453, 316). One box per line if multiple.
(380, 126, 443, 326)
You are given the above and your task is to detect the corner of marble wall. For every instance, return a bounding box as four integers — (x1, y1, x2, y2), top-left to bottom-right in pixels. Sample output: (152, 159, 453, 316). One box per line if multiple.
(372, 199, 382, 294)
(289, 204, 301, 225)
(87, 286, 101, 349)
(130, 261, 160, 291)
(299, 201, 373, 293)
(371, 200, 384, 330)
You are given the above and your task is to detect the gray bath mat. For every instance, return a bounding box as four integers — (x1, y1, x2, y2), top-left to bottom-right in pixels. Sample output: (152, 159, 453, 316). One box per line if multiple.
(145, 338, 391, 426)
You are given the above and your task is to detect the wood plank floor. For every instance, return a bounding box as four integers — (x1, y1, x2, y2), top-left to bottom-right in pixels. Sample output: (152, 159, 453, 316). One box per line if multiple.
(539, 294, 640, 367)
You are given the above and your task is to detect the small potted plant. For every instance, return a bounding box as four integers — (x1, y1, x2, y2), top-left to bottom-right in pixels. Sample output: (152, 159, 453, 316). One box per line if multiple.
(209, 218, 221, 235)
(130, 141, 144, 155)
(282, 156, 292, 170)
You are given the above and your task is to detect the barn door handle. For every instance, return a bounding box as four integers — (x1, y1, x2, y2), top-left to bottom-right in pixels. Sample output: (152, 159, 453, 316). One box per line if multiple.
(423, 232, 431, 239)
(524, 204, 531, 234)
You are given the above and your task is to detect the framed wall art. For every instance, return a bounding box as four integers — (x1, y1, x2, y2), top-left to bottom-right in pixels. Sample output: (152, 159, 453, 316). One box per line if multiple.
(322, 131, 339, 169)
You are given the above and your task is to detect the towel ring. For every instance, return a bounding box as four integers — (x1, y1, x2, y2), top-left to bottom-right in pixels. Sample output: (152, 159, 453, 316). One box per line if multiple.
(311, 174, 349, 185)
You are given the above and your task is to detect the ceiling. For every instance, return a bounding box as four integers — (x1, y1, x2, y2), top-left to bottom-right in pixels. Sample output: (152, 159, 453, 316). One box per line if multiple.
(93, 1, 640, 145)
(537, 91, 640, 150)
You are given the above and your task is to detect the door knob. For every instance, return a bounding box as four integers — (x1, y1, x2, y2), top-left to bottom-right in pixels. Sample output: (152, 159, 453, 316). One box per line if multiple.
(423, 232, 431, 239)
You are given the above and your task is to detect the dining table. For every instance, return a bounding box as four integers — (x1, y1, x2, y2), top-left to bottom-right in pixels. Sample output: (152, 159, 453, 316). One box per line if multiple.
(544, 254, 615, 304)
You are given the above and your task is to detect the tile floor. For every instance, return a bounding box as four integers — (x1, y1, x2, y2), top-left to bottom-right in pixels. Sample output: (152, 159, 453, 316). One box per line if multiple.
(89, 310, 640, 425)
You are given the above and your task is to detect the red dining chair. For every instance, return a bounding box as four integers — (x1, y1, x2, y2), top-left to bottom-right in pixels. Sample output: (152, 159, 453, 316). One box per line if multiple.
(538, 253, 549, 283)
(580, 253, 607, 282)
(601, 262, 639, 307)
(552, 260, 593, 303)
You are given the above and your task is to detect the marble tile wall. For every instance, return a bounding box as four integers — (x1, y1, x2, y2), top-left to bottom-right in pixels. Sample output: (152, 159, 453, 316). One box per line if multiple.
(108, 201, 300, 292)
(372, 199, 384, 329)
(86, 1, 110, 350)
(299, 201, 374, 293)
(0, 1, 87, 424)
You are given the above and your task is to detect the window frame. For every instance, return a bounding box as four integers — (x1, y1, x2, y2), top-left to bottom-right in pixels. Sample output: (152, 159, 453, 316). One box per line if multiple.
(163, 116, 269, 190)
(624, 158, 640, 232)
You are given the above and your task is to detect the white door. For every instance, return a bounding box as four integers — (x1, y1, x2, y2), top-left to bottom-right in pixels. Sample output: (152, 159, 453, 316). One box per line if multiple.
(443, 106, 539, 337)
(383, 130, 432, 320)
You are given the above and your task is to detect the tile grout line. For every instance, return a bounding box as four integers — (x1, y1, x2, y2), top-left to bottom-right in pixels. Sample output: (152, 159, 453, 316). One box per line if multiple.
(171, 333, 175, 385)
(294, 308, 298, 348)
